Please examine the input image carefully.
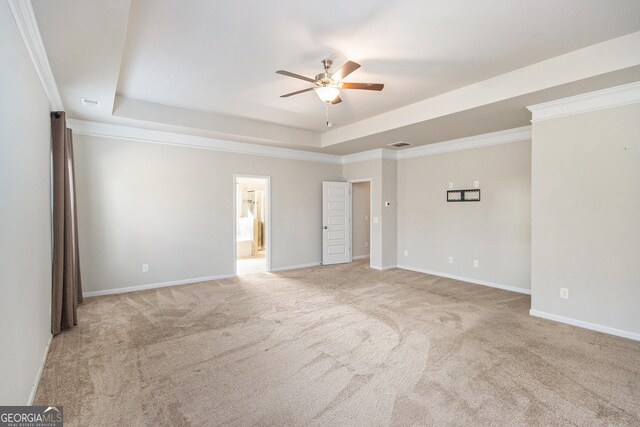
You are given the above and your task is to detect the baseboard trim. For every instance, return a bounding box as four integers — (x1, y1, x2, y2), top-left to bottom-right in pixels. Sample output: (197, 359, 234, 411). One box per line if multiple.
(529, 310, 640, 342)
(270, 262, 321, 272)
(352, 255, 370, 260)
(396, 264, 531, 295)
(83, 273, 236, 297)
(27, 334, 52, 405)
(371, 265, 396, 271)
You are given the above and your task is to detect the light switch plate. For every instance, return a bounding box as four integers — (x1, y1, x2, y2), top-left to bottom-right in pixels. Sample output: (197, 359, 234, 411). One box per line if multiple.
(373, 217, 379, 224)
(474, 180, 480, 188)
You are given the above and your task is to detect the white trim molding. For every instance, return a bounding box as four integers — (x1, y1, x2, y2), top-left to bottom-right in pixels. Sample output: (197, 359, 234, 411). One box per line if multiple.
(529, 310, 640, 342)
(68, 119, 532, 165)
(352, 255, 370, 260)
(397, 126, 532, 160)
(68, 119, 342, 165)
(83, 274, 236, 297)
(341, 126, 532, 164)
(27, 334, 53, 405)
(341, 148, 397, 164)
(527, 81, 640, 123)
(270, 262, 321, 272)
(371, 265, 396, 271)
(8, 0, 63, 111)
(396, 264, 531, 295)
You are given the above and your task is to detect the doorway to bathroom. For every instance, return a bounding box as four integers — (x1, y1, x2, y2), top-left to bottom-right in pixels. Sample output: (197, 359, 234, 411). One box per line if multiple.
(234, 175, 270, 275)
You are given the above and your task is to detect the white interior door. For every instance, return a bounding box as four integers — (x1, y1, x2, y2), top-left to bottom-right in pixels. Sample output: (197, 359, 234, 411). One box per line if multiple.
(322, 181, 352, 265)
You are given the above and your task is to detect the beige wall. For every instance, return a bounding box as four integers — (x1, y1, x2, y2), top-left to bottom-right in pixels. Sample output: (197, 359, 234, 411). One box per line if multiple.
(352, 181, 370, 258)
(73, 134, 342, 293)
(0, 2, 53, 404)
(381, 159, 398, 268)
(531, 103, 640, 335)
(397, 141, 532, 291)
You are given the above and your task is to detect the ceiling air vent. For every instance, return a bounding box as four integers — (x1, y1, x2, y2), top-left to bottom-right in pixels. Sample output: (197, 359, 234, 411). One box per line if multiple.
(388, 141, 412, 148)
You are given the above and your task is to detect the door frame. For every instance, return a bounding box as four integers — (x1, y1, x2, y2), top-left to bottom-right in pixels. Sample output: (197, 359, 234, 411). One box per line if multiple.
(233, 174, 271, 275)
(348, 178, 373, 267)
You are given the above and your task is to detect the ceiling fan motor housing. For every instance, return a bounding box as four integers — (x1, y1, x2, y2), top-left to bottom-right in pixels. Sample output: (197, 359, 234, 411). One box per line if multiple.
(316, 59, 342, 88)
(315, 72, 341, 88)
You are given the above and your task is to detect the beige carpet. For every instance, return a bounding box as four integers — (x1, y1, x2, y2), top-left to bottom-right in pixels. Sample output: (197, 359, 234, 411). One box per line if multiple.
(35, 261, 640, 426)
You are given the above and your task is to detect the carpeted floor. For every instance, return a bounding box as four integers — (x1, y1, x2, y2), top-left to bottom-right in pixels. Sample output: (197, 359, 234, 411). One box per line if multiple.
(35, 261, 640, 426)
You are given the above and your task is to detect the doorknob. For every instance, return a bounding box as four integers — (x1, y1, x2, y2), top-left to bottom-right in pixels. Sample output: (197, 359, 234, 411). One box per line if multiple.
(323, 226, 328, 229)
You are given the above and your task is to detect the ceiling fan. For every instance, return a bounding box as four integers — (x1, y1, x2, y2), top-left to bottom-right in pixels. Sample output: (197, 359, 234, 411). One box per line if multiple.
(276, 59, 384, 105)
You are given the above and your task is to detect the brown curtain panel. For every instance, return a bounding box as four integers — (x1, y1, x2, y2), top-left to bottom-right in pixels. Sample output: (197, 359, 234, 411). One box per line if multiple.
(51, 111, 83, 335)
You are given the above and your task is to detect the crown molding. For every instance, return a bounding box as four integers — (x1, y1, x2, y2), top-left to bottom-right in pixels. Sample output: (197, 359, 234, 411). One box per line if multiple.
(341, 148, 397, 164)
(67, 119, 343, 165)
(527, 81, 640, 123)
(8, 0, 63, 111)
(69, 119, 532, 165)
(396, 126, 531, 160)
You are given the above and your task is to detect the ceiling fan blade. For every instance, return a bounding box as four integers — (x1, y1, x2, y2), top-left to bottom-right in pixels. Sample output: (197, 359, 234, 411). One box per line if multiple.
(280, 87, 314, 98)
(331, 96, 342, 105)
(276, 70, 316, 83)
(342, 82, 384, 91)
(332, 60, 361, 81)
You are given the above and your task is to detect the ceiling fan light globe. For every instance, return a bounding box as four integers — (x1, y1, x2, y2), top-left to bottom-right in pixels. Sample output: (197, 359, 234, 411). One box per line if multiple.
(315, 86, 340, 103)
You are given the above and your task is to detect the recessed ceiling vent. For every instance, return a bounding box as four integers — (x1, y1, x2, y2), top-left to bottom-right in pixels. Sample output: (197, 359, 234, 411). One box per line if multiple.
(388, 141, 412, 148)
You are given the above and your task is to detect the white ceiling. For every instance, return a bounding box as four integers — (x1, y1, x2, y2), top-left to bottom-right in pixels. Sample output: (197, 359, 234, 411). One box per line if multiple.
(117, 0, 640, 132)
(32, 0, 640, 154)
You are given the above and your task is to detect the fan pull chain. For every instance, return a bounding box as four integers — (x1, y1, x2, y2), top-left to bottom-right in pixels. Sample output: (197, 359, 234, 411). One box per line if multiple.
(325, 102, 333, 127)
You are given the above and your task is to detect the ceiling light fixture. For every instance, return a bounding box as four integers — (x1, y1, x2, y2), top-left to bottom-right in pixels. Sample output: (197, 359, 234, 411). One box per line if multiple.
(315, 85, 340, 103)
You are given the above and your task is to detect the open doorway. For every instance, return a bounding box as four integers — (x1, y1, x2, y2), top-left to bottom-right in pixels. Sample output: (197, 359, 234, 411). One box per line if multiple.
(234, 175, 270, 275)
(351, 180, 371, 264)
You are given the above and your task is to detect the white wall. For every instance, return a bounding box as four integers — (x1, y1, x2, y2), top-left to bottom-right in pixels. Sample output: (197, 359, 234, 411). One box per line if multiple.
(0, 2, 53, 404)
(73, 134, 342, 293)
(397, 141, 532, 292)
(531, 103, 640, 336)
(351, 181, 370, 258)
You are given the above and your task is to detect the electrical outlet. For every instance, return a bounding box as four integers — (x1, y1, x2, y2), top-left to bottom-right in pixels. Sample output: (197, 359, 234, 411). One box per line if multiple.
(373, 217, 379, 224)
(474, 260, 479, 268)
(448, 256, 454, 264)
(560, 288, 569, 299)
(142, 264, 149, 273)
(364, 215, 369, 221)
(364, 242, 369, 248)
(448, 182, 454, 189)
(474, 180, 480, 188)
(404, 250, 409, 257)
